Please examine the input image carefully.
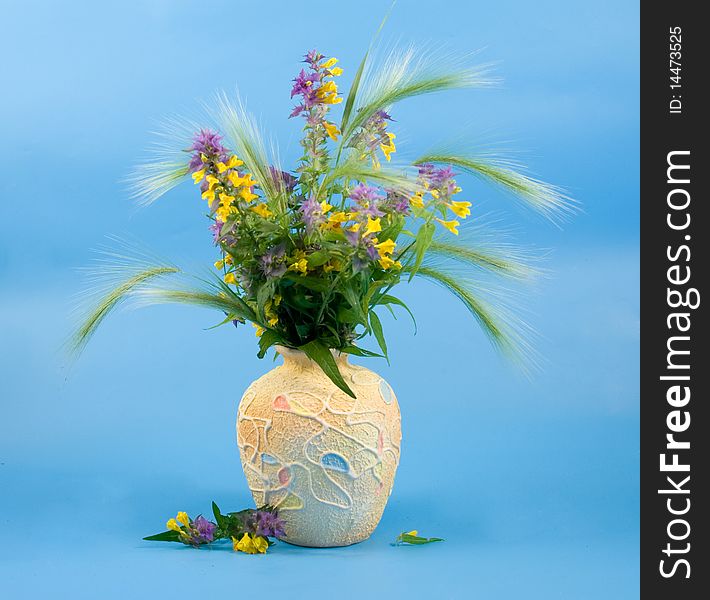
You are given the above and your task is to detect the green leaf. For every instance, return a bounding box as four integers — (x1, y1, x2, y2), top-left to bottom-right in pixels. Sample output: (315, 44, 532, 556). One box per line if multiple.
(394, 531, 445, 545)
(340, 345, 384, 358)
(368, 310, 388, 362)
(306, 251, 331, 268)
(212, 501, 226, 529)
(256, 280, 275, 320)
(257, 329, 281, 359)
(408, 222, 435, 281)
(283, 274, 332, 292)
(143, 530, 183, 542)
(205, 312, 242, 330)
(342, 285, 369, 327)
(362, 280, 388, 315)
(376, 294, 417, 333)
(299, 339, 356, 398)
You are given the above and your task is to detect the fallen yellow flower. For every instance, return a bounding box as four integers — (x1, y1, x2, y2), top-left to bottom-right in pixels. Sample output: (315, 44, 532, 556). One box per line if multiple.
(166, 518, 181, 532)
(233, 533, 268, 554)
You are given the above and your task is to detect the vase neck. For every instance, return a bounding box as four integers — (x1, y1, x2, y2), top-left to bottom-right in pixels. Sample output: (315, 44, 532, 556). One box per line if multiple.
(275, 345, 349, 368)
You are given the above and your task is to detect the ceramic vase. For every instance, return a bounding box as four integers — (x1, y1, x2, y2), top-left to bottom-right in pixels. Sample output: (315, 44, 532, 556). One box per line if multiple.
(236, 346, 401, 547)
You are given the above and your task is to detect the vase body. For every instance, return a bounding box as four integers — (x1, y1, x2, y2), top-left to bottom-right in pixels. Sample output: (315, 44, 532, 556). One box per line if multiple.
(236, 346, 401, 547)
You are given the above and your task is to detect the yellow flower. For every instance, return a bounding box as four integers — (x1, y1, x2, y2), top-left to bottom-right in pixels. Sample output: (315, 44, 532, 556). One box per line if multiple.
(380, 132, 396, 161)
(251, 203, 273, 218)
(406, 530, 419, 536)
(240, 189, 258, 202)
(348, 222, 361, 232)
(453, 186, 462, 194)
(265, 296, 280, 327)
(226, 155, 244, 169)
(176, 512, 189, 527)
(166, 518, 181, 532)
(320, 200, 333, 213)
(202, 188, 216, 202)
(191, 168, 206, 184)
(227, 171, 242, 187)
(375, 238, 396, 257)
(215, 206, 232, 222)
(323, 121, 340, 141)
(253, 536, 268, 553)
(317, 81, 342, 105)
(224, 272, 237, 284)
(436, 218, 460, 235)
(447, 200, 472, 218)
(430, 189, 440, 199)
(233, 533, 268, 554)
(379, 255, 395, 270)
(330, 67, 343, 76)
(410, 192, 424, 208)
(216, 194, 237, 221)
(329, 211, 349, 223)
(317, 80, 338, 97)
(288, 258, 308, 274)
(240, 173, 258, 188)
(214, 259, 225, 270)
(322, 57, 338, 69)
(365, 217, 382, 236)
(206, 174, 220, 188)
(227, 172, 257, 189)
(251, 323, 265, 337)
(321, 210, 348, 231)
(216, 161, 228, 173)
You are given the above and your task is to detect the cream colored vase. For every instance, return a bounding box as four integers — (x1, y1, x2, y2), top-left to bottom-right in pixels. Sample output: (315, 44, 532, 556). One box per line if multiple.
(236, 346, 401, 547)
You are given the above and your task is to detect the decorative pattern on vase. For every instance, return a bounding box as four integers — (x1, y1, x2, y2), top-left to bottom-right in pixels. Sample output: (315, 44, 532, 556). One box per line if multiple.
(236, 346, 401, 547)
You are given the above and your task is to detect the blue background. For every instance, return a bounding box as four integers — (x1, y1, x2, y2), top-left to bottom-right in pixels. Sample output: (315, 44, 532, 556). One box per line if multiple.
(0, 0, 639, 597)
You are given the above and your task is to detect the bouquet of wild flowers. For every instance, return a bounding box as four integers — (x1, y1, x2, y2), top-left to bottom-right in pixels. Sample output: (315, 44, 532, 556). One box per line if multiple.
(72, 45, 571, 396)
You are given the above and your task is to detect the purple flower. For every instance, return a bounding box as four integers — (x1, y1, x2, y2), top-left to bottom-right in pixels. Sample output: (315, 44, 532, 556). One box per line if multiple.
(344, 228, 360, 246)
(290, 69, 320, 99)
(348, 110, 394, 152)
(299, 196, 325, 233)
(192, 515, 217, 543)
(304, 49, 324, 67)
(417, 163, 455, 188)
(382, 189, 410, 216)
(268, 167, 298, 192)
(260, 243, 288, 278)
(188, 129, 229, 171)
(209, 220, 223, 244)
(289, 69, 322, 117)
(365, 242, 379, 261)
(349, 183, 384, 218)
(349, 183, 382, 204)
(249, 510, 286, 538)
